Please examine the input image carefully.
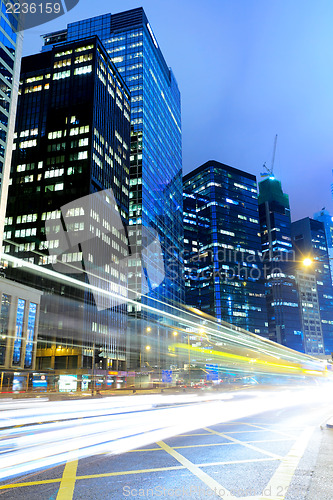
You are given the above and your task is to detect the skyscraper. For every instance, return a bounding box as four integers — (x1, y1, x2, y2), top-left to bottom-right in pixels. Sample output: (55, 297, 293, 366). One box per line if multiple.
(0, 3, 23, 243)
(183, 160, 268, 336)
(291, 217, 333, 355)
(41, 9, 184, 309)
(258, 177, 303, 351)
(4, 36, 131, 371)
(313, 208, 333, 285)
(40, 8, 183, 370)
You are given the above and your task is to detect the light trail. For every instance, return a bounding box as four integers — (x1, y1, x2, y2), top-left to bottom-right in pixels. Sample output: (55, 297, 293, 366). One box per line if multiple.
(1, 252, 329, 377)
(0, 385, 332, 481)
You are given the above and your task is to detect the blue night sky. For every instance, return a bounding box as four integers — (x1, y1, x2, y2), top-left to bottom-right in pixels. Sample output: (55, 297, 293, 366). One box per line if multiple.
(22, 0, 333, 221)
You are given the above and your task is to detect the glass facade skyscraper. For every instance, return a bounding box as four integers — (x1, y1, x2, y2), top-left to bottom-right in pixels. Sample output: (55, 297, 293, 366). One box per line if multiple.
(41, 9, 184, 309)
(258, 177, 304, 351)
(313, 208, 333, 286)
(0, 2, 22, 244)
(40, 8, 183, 369)
(183, 161, 268, 336)
(3, 36, 131, 371)
(291, 217, 333, 355)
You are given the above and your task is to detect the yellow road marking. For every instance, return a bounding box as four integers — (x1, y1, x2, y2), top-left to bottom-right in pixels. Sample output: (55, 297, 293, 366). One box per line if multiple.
(72, 465, 184, 479)
(126, 447, 162, 452)
(237, 422, 296, 438)
(0, 478, 60, 489)
(0, 466, 184, 489)
(175, 437, 292, 450)
(0, 425, 309, 496)
(0, 455, 280, 492)
(204, 427, 282, 459)
(157, 440, 237, 499)
(258, 426, 315, 500)
(178, 433, 212, 436)
(124, 437, 292, 454)
(197, 457, 278, 467)
(56, 456, 78, 500)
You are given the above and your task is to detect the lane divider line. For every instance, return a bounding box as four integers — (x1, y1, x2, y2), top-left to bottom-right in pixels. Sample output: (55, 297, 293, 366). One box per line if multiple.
(204, 427, 282, 459)
(235, 422, 297, 438)
(157, 440, 237, 499)
(258, 426, 315, 500)
(56, 456, 78, 500)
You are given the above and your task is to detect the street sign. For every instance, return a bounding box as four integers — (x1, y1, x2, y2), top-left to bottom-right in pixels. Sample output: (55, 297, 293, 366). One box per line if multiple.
(206, 363, 218, 381)
(162, 370, 172, 383)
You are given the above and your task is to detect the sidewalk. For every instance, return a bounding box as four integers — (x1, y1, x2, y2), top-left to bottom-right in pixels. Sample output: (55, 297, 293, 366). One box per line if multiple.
(304, 423, 333, 500)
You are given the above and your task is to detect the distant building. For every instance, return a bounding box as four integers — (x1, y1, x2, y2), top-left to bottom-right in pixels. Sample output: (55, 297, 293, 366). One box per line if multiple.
(313, 208, 333, 285)
(3, 36, 131, 371)
(295, 270, 324, 355)
(258, 177, 303, 351)
(183, 160, 268, 336)
(291, 217, 333, 355)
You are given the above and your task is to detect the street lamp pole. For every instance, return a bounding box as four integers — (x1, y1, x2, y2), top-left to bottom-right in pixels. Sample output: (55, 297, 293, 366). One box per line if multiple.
(91, 341, 95, 397)
(188, 333, 191, 386)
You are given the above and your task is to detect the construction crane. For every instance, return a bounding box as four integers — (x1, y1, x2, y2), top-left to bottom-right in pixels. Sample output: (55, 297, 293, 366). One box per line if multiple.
(261, 134, 278, 177)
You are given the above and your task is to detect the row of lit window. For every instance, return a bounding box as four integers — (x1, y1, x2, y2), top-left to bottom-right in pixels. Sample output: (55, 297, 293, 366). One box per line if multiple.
(53, 65, 92, 80)
(54, 53, 93, 69)
(39, 240, 59, 250)
(55, 45, 94, 58)
(19, 139, 36, 148)
(18, 128, 38, 138)
(16, 162, 42, 172)
(15, 228, 37, 237)
(24, 84, 49, 94)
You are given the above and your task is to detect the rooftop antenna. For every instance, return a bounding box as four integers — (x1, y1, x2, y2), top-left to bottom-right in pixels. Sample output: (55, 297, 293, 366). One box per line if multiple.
(261, 134, 278, 177)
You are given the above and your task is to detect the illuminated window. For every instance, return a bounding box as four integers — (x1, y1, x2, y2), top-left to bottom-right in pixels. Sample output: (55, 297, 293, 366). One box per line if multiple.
(74, 65, 92, 76)
(53, 70, 71, 80)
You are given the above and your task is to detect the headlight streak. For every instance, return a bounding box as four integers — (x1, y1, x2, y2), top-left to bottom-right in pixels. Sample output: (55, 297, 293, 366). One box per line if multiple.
(1, 252, 327, 377)
(0, 386, 333, 480)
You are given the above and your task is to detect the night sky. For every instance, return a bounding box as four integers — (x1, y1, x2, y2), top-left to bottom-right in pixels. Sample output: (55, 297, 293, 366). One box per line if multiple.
(22, 0, 333, 221)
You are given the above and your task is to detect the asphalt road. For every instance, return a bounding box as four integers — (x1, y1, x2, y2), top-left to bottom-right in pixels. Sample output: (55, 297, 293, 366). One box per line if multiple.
(0, 385, 332, 500)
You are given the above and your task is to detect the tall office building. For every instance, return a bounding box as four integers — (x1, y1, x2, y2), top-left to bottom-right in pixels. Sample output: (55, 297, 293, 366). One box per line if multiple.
(258, 177, 303, 351)
(3, 36, 131, 371)
(41, 9, 184, 309)
(40, 8, 183, 369)
(183, 160, 268, 336)
(294, 269, 324, 355)
(313, 208, 333, 285)
(0, 3, 23, 244)
(291, 217, 333, 355)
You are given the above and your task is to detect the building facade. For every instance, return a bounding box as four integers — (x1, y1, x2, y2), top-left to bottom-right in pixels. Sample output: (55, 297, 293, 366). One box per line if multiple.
(41, 8, 183, 369)
(313, 208, 333, 286)
(258, 177, 304, 351)
(0, 2, 23, 244)
(41, 8, 183, 301)
(0, 277, 42, 372)
(3, 36, 131, 371)
(291, 217, 333, 355)
(295, 270, 324, 355)
(183, 160, 268, 336)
